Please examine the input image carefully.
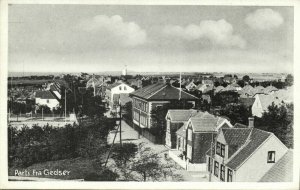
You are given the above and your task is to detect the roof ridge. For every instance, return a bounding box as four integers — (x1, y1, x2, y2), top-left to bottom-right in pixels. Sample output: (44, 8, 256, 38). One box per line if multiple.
(147, 84, 168, 99)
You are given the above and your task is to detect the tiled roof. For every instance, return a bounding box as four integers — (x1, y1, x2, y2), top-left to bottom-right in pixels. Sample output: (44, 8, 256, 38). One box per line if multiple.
(130, 83, 198, 100)
(167, 109, 198, 122)
(35, 91, 57, 99)
(222, 128, 251, 147)
(259, 150, 293, 182)
(226, 128, 271, 170)
(189, 112, 227, 132)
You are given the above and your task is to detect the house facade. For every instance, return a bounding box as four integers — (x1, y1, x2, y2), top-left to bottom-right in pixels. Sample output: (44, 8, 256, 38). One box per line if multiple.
(165, 109, 198, 149)
(35, 90, 60, 110)
(206, 121, 291, 182)
(105, 82, 135, 107)
(130, 82, 199, 143)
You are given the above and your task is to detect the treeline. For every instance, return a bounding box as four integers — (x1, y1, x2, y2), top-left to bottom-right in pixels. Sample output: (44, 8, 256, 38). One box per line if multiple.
(8, 118, 115, 168)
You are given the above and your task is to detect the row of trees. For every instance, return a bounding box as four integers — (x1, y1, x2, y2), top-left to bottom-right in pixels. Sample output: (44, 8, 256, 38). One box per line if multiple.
(8, 117, 115, 168)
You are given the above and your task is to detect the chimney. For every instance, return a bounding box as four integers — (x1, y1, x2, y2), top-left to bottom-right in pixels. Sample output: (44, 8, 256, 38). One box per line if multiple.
(248, 117, 254, 128)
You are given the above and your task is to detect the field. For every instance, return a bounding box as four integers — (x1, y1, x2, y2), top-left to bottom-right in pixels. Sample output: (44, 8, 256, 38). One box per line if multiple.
(9, 79, 53, 86)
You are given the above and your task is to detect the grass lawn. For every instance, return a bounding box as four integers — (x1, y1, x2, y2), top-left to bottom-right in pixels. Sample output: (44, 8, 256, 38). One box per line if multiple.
(9, 157, 98, 180)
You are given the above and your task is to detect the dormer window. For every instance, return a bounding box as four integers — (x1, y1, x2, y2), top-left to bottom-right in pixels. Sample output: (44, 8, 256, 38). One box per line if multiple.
(267, 151, 275, 163)
(216, 142, 225, 157)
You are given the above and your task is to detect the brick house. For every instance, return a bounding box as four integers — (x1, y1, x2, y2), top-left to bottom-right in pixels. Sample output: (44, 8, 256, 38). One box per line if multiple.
(206, 120, 292, 182)
(129, 82, 198, 143)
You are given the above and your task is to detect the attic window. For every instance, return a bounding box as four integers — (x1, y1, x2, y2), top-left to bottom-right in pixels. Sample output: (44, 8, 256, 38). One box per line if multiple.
(267, 151, 275, 163)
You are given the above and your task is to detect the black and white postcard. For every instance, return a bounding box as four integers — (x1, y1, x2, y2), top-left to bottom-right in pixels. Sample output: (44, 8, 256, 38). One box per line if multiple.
(0, 0, 299, 189)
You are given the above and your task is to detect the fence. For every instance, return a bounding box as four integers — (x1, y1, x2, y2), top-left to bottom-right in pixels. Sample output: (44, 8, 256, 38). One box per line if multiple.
(9, 113, 70, 118)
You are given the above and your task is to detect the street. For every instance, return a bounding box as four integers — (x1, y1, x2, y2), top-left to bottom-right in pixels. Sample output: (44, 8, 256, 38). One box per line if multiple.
(107, 120, 209, 182)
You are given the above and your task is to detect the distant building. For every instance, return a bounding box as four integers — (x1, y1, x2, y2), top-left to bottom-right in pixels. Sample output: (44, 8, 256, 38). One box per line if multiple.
(252, 87, 293, 117)
(206, 121, 292, 182)
(122, 65, 127, 76)
(35, 90, 60, 110)
(105, 82, 135, 107)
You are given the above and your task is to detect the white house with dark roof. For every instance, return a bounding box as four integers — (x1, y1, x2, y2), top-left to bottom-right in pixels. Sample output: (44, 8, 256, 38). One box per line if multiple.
(252, 87, 293, 117)
(35, 90, 60, 110)
(206, 121, 292, 182)
(105, 82, 135, 107)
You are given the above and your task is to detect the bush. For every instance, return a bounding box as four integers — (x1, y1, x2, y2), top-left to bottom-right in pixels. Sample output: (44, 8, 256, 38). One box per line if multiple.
(84, 169, 119, 181)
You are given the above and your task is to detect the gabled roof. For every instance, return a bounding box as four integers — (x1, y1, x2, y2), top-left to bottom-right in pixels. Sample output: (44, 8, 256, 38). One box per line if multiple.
(189, 112, 228, 132)
(130, 83, 198, 100)
(35, 91, 57, 99)
(167, 109, 198, 122)
(259, 150, 293, 182)
(226, 128, 272, 170)
(222, 128, 251, 147)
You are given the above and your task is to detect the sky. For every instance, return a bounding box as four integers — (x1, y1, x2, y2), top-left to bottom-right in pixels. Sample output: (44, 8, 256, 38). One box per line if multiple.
(8, 5, 294, 74)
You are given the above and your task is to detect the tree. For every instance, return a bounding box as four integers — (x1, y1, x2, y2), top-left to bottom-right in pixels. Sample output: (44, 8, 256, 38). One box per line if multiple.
(285, 74, 293, 86)
(242, 75, 250, 83)
(219, 103, 251, 125)
(129, 143, 183, 181)
(255, 103, 293, 148)
(111, 143, 138, 167)
(212, 91, 239, 107)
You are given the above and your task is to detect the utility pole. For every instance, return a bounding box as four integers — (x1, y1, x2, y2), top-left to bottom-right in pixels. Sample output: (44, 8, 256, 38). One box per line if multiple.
(42, 107, 44, 121)
(65, 89, 67, 123)
(119, 98, 122, 147)
(209, 132, 214, 182)
(179, 72, 182, 100)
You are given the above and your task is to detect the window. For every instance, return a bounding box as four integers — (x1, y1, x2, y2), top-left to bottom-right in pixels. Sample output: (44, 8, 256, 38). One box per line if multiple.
(124, 86, 127, 90)
(119, 86, 122, 90)
(214, 161, 219, 177)
(187, 144, 192, 159)
(216, 142, 221, 155)
(221, 144, 225, 157)
(220, 164, 225, 181)
(187, 129, 192, 141)
(227, 169, 232, 182)
(267, 151, 276, 163)
(46, 99, 49, 103)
